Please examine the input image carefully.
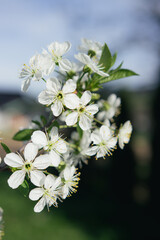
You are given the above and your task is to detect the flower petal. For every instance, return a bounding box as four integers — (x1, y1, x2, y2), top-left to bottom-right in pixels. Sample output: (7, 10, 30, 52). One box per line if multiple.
(65, 112, 78, 126)
(21, 78, 31, 92)
(80, 91, 91, 106)
(62, 79, 76, 94)
(55, 139, 67, 154)
(59, 59, 72, 72)
(38, 90, 54, 105)
(24, 143, 38, 161)
(100, 125, 111, 141)
(8, 170, 26, 189)
(33, 154, 51, 169)
(29, 188, 44, 201)
(85, 146, 98, 156)
(44, 174, 56, 189)
(4, 153, 24, 168)
(91, 132, 101, 144)
(34, 197, 46, 213)
(51, 100, 63, 116)
(31, 131, 48, 149)
(46, 77, 61, 93)
(79, 114, 91, 130)
(49, 151, 61, 167)
(30, 170, 45, 187)
(64, 94, 79, 109)
(85, 104, 98, 115)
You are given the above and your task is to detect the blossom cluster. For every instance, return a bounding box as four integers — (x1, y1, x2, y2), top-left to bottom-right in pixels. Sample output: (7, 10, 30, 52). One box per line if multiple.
(2, 38, 134, 213)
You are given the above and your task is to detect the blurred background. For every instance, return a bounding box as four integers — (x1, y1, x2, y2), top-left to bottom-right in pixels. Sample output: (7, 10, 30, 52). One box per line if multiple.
(0, 0, 160, 239)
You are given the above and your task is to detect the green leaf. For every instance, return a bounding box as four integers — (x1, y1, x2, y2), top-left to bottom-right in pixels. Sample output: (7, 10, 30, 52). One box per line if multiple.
(99, 43, 112, 72)
(18, 180, 29, 197)
(40, 115, 47, 126)
(32, 120, 42, 128)
(111, 52, 117, 67)
(48, 120, 59, 132)
(100, 69, 139, 83)
(13, 129, 35, 141)
(1, 142, 11, 153)
(77, 123, 83, 139)
(109, 61, 123, 74)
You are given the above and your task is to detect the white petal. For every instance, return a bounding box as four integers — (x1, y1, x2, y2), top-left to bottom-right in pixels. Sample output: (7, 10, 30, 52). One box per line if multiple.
(51, 100, 63, 116)
(24, 143, 38, 161)
(48, 41, 71, 56)
(29, 188, 44, 201)
(64, 94, 79, 109)
(38, 90, 54, 105)
(96, 147, 106, 158)
(100, 125, 111, 141)
(59, 59, 72, 72)
(21, 78, 31, 92)
(8, 170, 26, 189)
(63, 167, 71, 180)
(62, 185, 69, 199)
(31, 131, 48, 149)
(79, 114, 91, 130)
(50, 127, 59, 142)
(4, 153, 23, 168)
(49, 151, 61, 167)
(44, 174, 56, 189)
(55, 139, 67, 154)
(91, 132, 101, 144)
(46, 77, 61, 93)
(33, 154, 51, 169)
(34, 197, 46, 213)
(30, 170, 45, 187)
(62, 79, 76, 94)
(107, 94, 117, 105)
(107, 137, 117, 149)
(65, 112, 78, 126)
(85, 104, 98, 115)
(85, 146, 98, 156)
(80, 91, 91, 106)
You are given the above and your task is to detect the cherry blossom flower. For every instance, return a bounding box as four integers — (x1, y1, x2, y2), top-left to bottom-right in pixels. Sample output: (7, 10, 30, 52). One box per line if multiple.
(66, 91, 98, 130)
(29, 174, 62, 212)
(38, 77, 79, 117)
(4, 143, 50, 189)
(61, 166, 80, 199)
(42, 41, 72, 72)
(79, 38, 103, 57)
(20, 54, 52, 92)
(85, 125, 117, 159)
(31, 127, 67, 167)
(75, 53, 109, 77)
(118, 121, 133, 149)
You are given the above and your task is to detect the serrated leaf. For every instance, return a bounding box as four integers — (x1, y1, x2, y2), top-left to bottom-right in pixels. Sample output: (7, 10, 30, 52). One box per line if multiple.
(1, 142, 11, 153)
(100, 69, 139, 83)
(111, 52, 117, 67)
(99, 43, 112, 72)
(40, 115, 47, 126)
(18, 180, 29, 197)
(13, 129, 35, 141)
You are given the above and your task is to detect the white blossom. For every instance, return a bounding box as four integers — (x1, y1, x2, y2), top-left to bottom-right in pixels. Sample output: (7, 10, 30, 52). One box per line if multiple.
(31, 127, 67, 167)
(61, 166, 80, 199)
(38, 77, 79, 117)
(75, 53, 109, 77)
(79, 38, 103, 57)
(118, 121, 132, 149)
(66, 91, 98, 130)
(97, 94, 121, 120)
(42, 41, 72, 72)
(29, 174, 62, 212)
(4, 143, 50, 189)
(19, 54, 52, 92)
(85, 125, 117, 159)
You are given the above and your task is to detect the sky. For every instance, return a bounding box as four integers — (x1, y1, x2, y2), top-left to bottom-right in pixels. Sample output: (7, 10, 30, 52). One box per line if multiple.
(0, 0, 159, 96)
